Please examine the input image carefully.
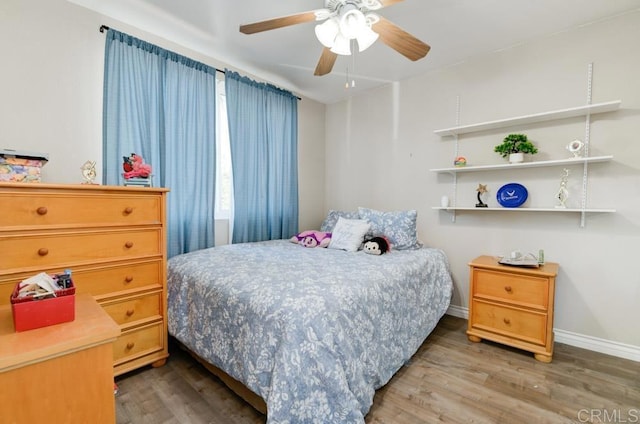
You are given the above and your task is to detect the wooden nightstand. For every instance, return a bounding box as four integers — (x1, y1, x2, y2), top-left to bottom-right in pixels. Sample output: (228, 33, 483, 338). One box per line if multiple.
(0, 293, 120, 423)
(467, 255, 559, 362)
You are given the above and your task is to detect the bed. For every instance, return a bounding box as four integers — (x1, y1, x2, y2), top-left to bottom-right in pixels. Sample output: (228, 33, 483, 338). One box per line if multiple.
(167, 239, 453, 423)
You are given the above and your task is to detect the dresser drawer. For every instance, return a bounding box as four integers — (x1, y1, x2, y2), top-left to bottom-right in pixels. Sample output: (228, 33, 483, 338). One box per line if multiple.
(113, 322, 164, 365)
(471, 300, 547, 346)
(0, 192, 162, 229)
(102, 292, 162, 328)
(0, 229, 161, 272)
(472, 268, 549, 310)
(0, 260, 163, 306)
(73, 260, 164, 299)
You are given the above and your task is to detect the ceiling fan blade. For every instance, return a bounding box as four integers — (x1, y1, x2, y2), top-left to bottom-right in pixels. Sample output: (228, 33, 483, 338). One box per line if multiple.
(378, 0, 405, 7)
(373, 16, 430, 61)
(314, 48, 338, 76)
(240, 11, 318, 34)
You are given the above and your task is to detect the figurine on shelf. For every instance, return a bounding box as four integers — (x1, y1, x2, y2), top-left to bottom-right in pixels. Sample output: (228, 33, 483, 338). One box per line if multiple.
(555, 168, 570, 208)
(476, 183, 488, 208)
(80, 160, 97, 185)
(566, 139, 585, 159)
(454, 156, 467, 167)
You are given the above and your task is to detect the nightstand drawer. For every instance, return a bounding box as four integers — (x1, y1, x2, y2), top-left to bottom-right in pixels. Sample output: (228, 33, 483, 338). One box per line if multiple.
(471, 300, 547, 346)
(473, 268, 549, 310)
(102, 292, 162, 328)
(0, 229, 161, 272)
(0, 192, 162, 229)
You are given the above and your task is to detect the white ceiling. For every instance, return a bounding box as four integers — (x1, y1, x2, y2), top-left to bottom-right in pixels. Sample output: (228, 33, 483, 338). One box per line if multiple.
(71, 0, 640, 104)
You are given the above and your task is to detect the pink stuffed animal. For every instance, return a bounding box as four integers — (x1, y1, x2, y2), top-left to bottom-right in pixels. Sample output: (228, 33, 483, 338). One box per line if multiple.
(290, 230, 332, 248)
(123, 153, 152, 179)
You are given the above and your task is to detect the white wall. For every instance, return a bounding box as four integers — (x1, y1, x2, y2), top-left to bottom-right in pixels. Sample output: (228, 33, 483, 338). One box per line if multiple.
(326, 11, 640, 353)
(3, 0, 637, 357)
(0, 0, 326, 235)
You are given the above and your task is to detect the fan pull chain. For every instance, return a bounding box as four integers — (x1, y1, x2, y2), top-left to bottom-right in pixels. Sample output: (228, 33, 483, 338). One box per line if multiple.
(345, 40, 356, 89)
(351, 46, 356, 87)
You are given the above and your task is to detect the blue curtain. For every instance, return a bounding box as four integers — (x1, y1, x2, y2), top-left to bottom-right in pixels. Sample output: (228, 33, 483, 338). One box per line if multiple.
(103, 29, 217, 258)
(225, 70, 299, 243)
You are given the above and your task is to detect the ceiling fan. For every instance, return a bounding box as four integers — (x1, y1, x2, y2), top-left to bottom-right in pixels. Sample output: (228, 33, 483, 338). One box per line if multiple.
(239, 0, 430, 76)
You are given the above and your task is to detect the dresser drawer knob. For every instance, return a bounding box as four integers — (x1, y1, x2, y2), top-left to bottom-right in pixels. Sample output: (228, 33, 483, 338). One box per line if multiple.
(504, 286, 512, 293)
(126, 342, 135, 350)
(125, 241, 134, 249)
(126, 309, 135, 317)
(124, 275, 134, 283)
(124, 207, 134, 215)
(38, 248, 49, 256)
(503, 317, 511, 325)
(36, 206, 48, 215)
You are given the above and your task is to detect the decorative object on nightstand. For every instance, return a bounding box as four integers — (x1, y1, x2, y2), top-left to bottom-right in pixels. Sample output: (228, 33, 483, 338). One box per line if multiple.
(493, 133, 538, 164)
(81, 160, 98, 184)
(467, 255, 559, 363)
(475, 183, 488, 208)
(555, 168, 570, 208)
(566, 139, 585, 158)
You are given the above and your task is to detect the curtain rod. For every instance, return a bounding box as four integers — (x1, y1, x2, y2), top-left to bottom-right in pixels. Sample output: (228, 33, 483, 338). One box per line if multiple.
(99, 25, 301, 101)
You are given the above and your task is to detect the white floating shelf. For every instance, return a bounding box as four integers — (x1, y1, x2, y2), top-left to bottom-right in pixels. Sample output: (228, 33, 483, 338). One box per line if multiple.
(434, 100, 621, 137)
(432, 207, 616, 213)
(430, 155, 613, 174)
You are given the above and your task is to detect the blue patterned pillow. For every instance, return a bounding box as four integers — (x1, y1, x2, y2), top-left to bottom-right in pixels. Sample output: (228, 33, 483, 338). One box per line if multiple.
(358, 207, 421, 250)
(320, 210, 360, 232)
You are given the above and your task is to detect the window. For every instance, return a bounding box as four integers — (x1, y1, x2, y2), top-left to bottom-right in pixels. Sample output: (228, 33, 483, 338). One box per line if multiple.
(215, 76, 232, 219)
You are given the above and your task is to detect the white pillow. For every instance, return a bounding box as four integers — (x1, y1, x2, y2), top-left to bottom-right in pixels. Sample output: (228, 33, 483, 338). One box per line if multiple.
(328, 217, 371, 252)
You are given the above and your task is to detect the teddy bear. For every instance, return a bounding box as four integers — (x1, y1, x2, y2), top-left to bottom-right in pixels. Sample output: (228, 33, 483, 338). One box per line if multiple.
(363, 236, 390, 255)
(290, 230, 332, 248)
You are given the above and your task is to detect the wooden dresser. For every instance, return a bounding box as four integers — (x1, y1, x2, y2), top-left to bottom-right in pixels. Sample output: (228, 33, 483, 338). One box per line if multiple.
(0, 182, 169, 376)
(467, 255, 559, 362)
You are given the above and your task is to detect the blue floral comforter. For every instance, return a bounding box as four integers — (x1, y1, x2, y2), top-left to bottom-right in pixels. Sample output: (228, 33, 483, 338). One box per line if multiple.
(167, 240, 453, 423)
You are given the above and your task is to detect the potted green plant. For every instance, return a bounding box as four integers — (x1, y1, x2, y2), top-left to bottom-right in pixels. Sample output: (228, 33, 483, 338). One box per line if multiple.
(494, 133, 538, 163)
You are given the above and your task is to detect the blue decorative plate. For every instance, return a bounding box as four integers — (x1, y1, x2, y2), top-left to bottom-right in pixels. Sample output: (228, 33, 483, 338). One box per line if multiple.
(497, 183, 528, 208)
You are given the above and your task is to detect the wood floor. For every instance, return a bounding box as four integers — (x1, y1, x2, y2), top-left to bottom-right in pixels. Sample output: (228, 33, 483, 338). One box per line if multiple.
(115, 315, 639, 423)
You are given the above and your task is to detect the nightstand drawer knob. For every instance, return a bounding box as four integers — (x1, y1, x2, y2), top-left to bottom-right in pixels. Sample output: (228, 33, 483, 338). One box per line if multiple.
(503, 317, 511, 325)
(124, 207, 134, 215)
(125, 241, 134, 249)
(126, 309, 135, 317)
(504, 286, 512, 293)
(38, 248, 49, 256)
(126, 342, 135, 350)
(124, 275, 134, 283)
(36, 206, 48, 215)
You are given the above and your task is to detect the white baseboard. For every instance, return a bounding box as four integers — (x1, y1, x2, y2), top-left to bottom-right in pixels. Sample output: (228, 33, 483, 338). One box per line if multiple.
(445, 304, 468, 319)
(444, 306, 640, 362)
(553, 329, 640, 362)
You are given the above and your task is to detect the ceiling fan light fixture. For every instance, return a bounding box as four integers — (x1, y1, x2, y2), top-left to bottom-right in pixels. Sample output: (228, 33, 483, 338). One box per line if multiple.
(330, 33, 352, 55)
(356, 25, 379, 52)
(315, 18, 340, 48)
(339, 8, 366, 39)
(361, 0, 383, 10)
